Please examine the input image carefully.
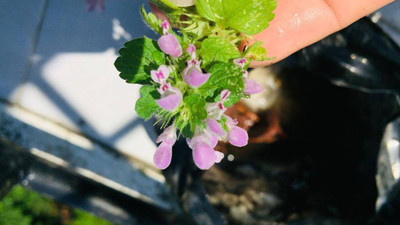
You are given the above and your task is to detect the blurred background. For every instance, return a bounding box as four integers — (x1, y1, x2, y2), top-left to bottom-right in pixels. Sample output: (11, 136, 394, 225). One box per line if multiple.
(0, 0, 399, 225)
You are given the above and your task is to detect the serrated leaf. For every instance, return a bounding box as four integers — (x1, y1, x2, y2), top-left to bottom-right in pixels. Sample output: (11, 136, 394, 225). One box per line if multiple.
(140, 5, 163, 34)
(115, 37, 165, 84)
(184, 94, 208, 123)
(223, 92, 243, 107)
(181, 18, 211, 41)
(135, 86, 160, 119)
(223, 0, 276, 35)
(195, 0, 276, 35)
(244, 41, 270, 61)
(198, 62, 244, 105)
(148, 0, 179, 13)
(199, 37, 240, 66)
(177, 94, 208, 137)
(195, 0, 223, 21)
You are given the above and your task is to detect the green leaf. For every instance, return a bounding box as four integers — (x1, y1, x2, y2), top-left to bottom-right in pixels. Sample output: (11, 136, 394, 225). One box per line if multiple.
(180, 94, 208, 136)
(135, 86, 160, 119)
(195, 0, 276, 35)
(181, 18, 211, 41)
(223, 92, 243, 107)
(184, 94, 208, 122)
(148, 0, 179, 13)
(115, 37, 165, 84)
(199, 37, 240, 66)
(219, 116, 229, 133)
(180, 124, 193, 138)
(195, 0, 223, 21)
(244, 41, 272, 61)
(223, 0, 276, 35)
(198, 62, 244, 105)
(140, 5, 163, 34)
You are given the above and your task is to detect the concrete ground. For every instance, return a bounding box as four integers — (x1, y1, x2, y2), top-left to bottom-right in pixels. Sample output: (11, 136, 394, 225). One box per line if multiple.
(0, 0, 180, 217)
(0, 0, 160, 165)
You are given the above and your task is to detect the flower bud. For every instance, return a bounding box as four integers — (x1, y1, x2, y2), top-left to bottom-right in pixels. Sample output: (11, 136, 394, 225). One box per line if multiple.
(192, 143, 217, 170)
(156, 88, 182, 111)
(157, 33, 182, 58)
(243, 78, 264, 95)
(153, 141, 173, 169)
(182, 66, 210, 87)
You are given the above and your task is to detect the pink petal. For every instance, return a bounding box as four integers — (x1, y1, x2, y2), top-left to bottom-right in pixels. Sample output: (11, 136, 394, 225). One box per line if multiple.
(206, 118, 226, 137)
(183, 66, 210, 87)
(186, 138, 193, 149)
(243, 78, 264, 95)
(220, 89, 230, 102)
(215, 151, 224, 163)
(233, 58, 246, 68)
(153, 141, 173, 170)
(156, 92, 182, 111)
(189, 132, 218, 148)
(192, 143, 217, 170)
(187, 44, 196, 58)
(243, 70, 248, 78)
(151, 65, 170, 83)
(156, 125, 176, 144)
(161, 20, 170, 31)
(206, 102, 226, 120)
(157, 83, 172, 94)
(190, 134, 208, 146)
(228, 126, 248, 147)
(157, 33, 182, 58)
(210, 135, 218, 148)
(225, 115, 238, 128)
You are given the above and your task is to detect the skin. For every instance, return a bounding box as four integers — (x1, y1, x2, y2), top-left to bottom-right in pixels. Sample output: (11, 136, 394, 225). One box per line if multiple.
(155, 0, 394, 66)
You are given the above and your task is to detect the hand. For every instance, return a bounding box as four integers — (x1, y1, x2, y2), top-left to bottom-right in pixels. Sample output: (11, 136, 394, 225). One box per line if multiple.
(152, 0, 393, 66)
(251, 0, 394, 66)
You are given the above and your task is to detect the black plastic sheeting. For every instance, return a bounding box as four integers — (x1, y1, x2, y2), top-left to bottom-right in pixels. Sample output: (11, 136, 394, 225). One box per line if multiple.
(162, 17, 400, 225)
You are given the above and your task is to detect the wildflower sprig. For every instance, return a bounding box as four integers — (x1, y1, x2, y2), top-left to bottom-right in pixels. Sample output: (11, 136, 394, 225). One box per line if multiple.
(115, 0, 276, 170)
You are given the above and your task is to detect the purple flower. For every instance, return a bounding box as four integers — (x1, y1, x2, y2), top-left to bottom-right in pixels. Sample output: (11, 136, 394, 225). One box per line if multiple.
(226, 116, 248, 147)
(151, 65, 170, 84)
(186, 130, 224, 170)
(220, 89, 230, 102)
(153, 125, 177, 169)
(206, 118, 226, 137)
(156, 124, 176, 143)
(233, 58, 264, 95)
(161, 20, 170, 31)
(228, 126, 248, 147)
(243, 78, 264, 95)
(153, 141, 173, 169)
(157, 20, 182, 58)
(156, 83, 182, 111)
(187, 44, 196, 58)
(242, 70, 249, 78)
(192, 143, 217, 170)
(187, 132, 217, 148)
(182, 64, 210, 87)
(233, 58, 247, 68)
(158, 34, 182, 58)
(206, 90, 230, 119)
(150, 65, 182, 111)
(182, 45, 210, 87)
